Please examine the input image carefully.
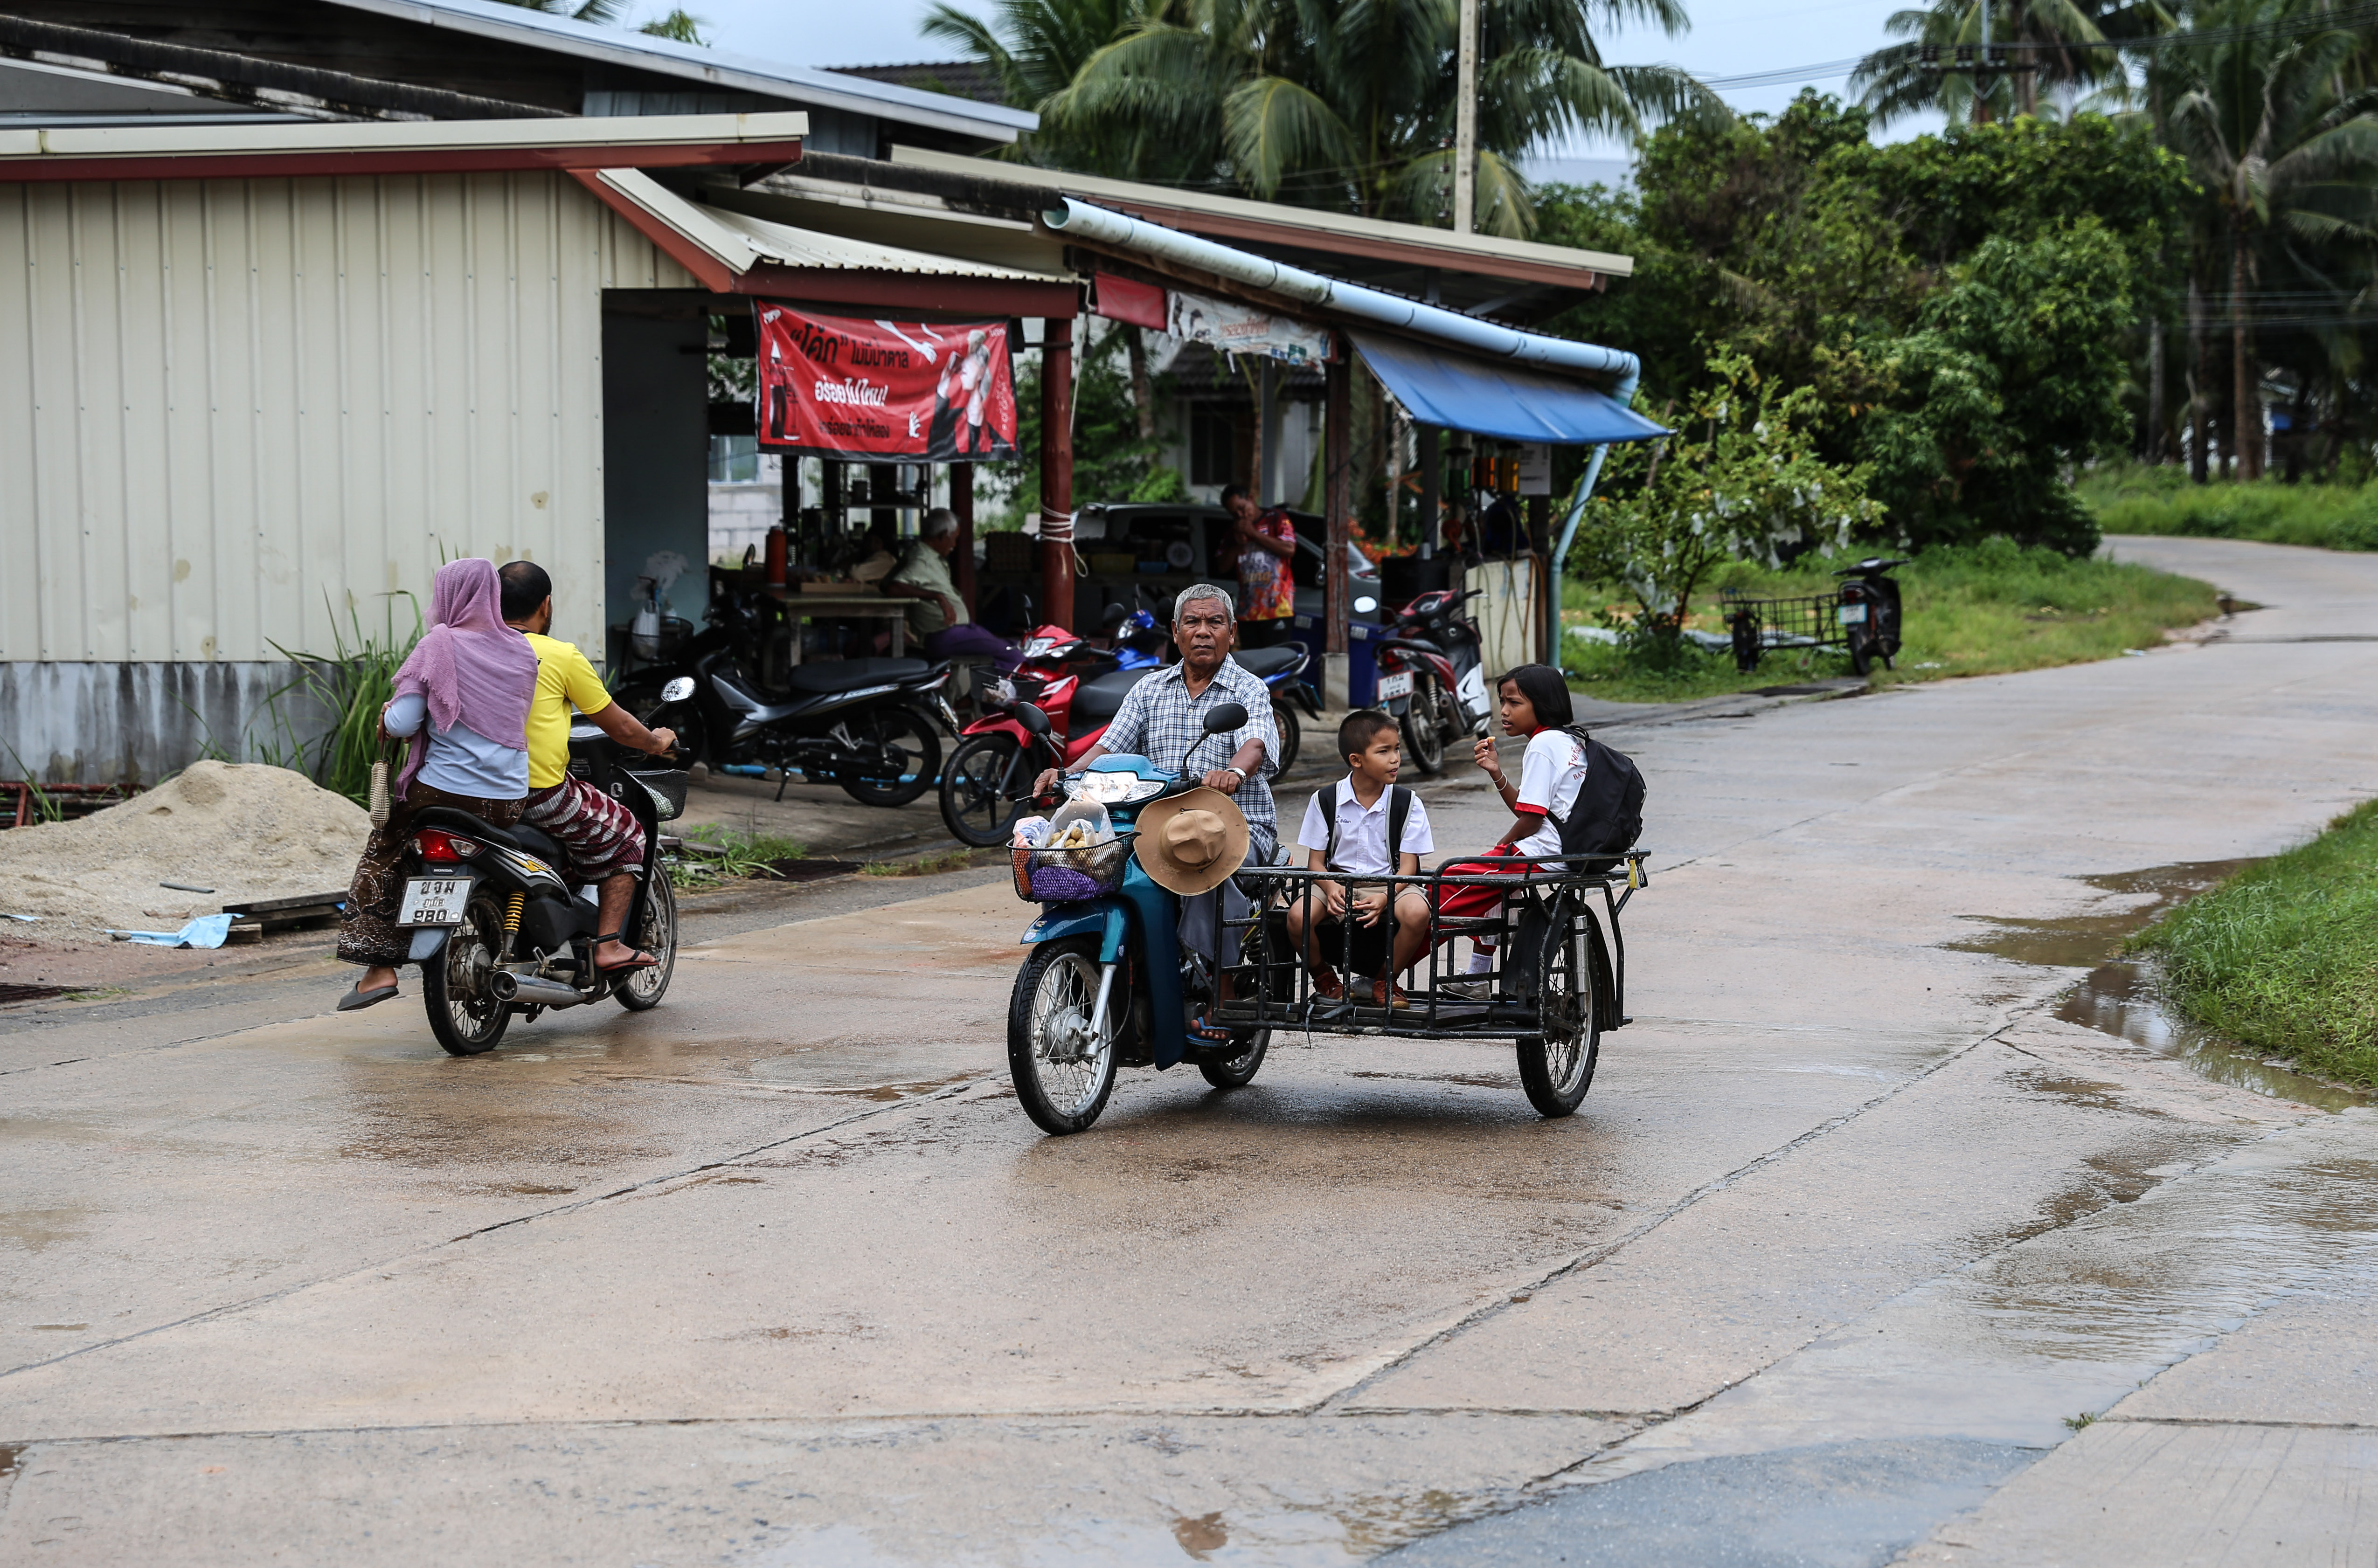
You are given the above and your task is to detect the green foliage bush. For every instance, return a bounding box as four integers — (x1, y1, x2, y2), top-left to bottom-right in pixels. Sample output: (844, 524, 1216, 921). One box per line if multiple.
(2080, 465, 2378, 552)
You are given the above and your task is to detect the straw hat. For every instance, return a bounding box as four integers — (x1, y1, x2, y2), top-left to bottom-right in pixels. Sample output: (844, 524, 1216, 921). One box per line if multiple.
(1133, 787, 1250, 896)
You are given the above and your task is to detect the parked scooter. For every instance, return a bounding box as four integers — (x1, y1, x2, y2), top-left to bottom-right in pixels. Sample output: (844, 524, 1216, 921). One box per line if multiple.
(394, 685, 692, 1057)
(1373, 588, 1492, 775)
(1005, 702, 1268, 1134)
(1835, 557, 1908, 676)
(940, 654, 1158, 847)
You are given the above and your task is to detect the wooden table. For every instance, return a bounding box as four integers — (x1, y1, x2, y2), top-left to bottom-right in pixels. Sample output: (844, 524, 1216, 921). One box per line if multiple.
(760, 588, 911, 668)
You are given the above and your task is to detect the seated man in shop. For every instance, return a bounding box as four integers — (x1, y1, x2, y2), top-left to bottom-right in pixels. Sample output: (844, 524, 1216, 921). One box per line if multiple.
(880, 508, 1020, 668)
(496, 561, 680, 973)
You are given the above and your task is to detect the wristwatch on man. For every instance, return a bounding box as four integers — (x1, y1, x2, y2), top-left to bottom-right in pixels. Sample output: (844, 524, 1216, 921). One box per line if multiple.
(1222, 766, 1248, 784)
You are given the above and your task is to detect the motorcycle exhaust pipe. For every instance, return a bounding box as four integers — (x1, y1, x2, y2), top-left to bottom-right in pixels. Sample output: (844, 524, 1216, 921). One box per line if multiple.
(488, 970, 592, 1008)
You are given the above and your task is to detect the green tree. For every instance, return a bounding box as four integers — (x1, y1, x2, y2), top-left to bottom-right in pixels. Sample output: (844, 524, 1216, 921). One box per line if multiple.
(2163, 12, 2378, 479)
(1038, 0, 1717, 235)
(638, 7, 708, 42)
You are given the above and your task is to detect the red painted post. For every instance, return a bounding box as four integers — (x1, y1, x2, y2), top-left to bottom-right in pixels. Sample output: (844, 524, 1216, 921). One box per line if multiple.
(951, 464, 976, 612)
(1040, 319, 1076, 632)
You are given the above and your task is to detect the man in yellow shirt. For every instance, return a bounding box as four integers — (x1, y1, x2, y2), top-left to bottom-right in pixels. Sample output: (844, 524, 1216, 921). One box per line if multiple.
(499, 562, 678, 973)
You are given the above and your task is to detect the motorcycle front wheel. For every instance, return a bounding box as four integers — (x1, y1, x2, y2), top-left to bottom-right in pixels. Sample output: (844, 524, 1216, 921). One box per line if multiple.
(940, 732, 1025, 847)
(613, 865, 677, 1011)
(1008, 936, 1119, 1135)
(1401, 671, 1449, 775)
(1271, 701, 1302, 777)
(423, 893, 510, 1056)
(837, 705, 943, 808)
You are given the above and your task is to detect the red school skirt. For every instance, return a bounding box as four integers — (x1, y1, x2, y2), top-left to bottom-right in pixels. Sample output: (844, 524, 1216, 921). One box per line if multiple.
(1429, 852, 1541, 925)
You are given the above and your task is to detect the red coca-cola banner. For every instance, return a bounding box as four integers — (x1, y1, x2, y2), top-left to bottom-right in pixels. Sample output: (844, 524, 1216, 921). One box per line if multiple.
(754, 304, 1019, 460)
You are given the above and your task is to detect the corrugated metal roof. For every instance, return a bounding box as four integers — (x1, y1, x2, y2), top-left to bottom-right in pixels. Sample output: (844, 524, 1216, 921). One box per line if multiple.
(701, 204, 1057, 279)
(317, 0, 1037, 142)
(0, 111, 808, 164)
(592, 168, 1063, 282)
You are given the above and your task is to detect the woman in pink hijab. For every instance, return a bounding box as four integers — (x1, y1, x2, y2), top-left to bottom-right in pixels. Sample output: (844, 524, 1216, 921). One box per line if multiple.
(338, 558, 539, 1010)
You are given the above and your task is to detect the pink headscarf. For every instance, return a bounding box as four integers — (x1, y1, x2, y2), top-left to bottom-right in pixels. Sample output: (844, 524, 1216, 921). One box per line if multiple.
(390, 559, 539, 798)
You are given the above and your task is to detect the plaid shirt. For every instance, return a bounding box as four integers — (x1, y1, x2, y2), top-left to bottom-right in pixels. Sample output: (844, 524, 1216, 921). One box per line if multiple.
(1102, 657, 1280, 857)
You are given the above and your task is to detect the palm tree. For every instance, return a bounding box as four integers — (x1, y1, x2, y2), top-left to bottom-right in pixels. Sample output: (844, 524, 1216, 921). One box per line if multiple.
(1853, 0, 2166, 125)
(1032, 0, 1717, 235)
(2164, 9, 2378, 478)
(922, 0, 1179, 172)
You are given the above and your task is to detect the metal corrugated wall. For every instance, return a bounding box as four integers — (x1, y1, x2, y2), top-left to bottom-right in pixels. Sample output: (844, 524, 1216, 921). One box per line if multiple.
(0, 169, 696, 664)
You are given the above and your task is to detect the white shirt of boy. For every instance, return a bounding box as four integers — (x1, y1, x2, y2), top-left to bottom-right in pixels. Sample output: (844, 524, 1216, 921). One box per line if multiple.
(1510, 728, 1588, 859)
(1297, 779, 1435, 875)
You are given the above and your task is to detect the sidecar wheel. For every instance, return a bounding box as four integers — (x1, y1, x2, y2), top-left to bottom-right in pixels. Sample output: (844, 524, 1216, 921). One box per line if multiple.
(1516, 913, 1599, 1118)
(1008, 937, 1119, 1135)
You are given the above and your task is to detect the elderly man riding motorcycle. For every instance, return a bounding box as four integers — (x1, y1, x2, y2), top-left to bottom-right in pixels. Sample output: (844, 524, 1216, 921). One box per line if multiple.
(1035, 582, 1280, 864)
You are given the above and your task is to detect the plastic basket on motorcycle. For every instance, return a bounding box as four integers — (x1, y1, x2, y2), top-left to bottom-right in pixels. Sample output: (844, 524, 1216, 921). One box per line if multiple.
(624, 768, 690, 822)
(1011, 836, 1133, 903)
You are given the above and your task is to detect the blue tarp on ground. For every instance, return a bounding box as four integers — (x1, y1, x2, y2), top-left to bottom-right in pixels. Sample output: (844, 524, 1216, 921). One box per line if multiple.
(1350, 331, 1670, 446)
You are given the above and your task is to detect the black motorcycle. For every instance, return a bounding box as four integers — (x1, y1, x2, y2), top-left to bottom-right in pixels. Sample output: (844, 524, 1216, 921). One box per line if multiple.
(1836, 557, 1908, 676)
(394, 695, 691, 1057)
(620, 588, 958, 809)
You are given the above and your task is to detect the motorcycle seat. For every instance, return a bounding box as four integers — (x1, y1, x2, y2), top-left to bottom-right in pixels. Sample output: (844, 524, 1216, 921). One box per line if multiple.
(1071, 666, 1157, 730)
(781, 656, 929, 696)
(1232, 645, 1303, 678)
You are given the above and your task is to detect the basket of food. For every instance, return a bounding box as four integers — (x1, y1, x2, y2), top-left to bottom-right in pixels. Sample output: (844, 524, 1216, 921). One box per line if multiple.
(1009, 802, 1132, 902)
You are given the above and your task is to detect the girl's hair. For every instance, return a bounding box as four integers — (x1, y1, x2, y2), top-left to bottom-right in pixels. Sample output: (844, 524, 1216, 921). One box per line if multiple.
(1497, 664, 1575, 732)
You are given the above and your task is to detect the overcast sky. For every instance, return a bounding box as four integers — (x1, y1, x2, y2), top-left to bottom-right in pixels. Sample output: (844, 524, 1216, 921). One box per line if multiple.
(641, 0, 1946, 170)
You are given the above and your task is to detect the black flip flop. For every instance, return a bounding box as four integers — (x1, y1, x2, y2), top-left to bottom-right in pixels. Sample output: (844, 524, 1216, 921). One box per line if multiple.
(592, 932, 660, 973)
(337, 983, 399, 1012)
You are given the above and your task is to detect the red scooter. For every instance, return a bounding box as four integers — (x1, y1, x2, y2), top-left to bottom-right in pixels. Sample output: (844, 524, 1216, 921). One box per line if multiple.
(938, 627, 1160, 846)
(1373, 588, 1492, 775)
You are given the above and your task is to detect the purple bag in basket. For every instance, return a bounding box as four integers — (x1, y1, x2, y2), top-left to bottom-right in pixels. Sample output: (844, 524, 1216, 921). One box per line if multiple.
(1030, 865, 1106, 903)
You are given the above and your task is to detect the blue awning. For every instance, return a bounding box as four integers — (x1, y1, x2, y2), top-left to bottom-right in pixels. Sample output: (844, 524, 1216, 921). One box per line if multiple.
(1351, 331, 1669, 446)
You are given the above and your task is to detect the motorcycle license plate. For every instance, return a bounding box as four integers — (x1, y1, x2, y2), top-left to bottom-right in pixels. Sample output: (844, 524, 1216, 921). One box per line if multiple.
(1374, 670, 1414, 702)
(399, 877, 469, 926)
(1838, 603, 1869, 625)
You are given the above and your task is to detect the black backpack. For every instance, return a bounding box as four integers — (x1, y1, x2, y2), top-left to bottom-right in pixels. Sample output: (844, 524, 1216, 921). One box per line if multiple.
(1315, 784, 1415, 875)
(1546, 727, 1645, 870)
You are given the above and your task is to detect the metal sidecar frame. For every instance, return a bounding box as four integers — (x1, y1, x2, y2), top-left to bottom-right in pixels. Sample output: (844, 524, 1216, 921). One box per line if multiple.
(1211, 851, 1650, 1042)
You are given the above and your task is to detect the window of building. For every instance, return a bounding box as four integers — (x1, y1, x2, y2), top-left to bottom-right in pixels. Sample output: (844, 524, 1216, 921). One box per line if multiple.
(709, 435, 759, 484)
(1189, 409, 1237, 488)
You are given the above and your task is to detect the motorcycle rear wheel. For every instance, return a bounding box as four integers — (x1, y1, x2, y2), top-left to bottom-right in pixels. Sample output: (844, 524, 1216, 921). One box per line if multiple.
(1008, 936, 1119, 1135)
(1401, 671, 1449, 776)
(614, 866, 677, 1011)
(1271, 701, 1302, 777)
(940, 732, 1025, 847)
(423, 894, 510, 1056)
(1196, 1030, 1269, 1088)
(837, 705, 943, 808)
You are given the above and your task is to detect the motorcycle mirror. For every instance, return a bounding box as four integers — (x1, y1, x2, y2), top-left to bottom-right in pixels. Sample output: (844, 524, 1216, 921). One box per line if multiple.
(1202, 702, 1248, 734)
(659, 676, 696, 704)
(1016, 702, 1053, 737)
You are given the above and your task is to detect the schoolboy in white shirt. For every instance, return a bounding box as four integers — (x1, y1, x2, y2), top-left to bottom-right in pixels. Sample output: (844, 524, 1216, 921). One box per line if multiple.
(1283, 709, 1435, 1008)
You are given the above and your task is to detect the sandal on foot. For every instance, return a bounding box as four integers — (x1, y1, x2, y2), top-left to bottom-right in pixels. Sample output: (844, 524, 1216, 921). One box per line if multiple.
(337, 983, 400, 1012)
(592, 933, 660, 973)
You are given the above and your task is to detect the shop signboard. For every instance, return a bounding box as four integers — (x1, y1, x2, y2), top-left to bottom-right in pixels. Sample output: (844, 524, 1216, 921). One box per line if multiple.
(1165, 287, 1334, 366)
(755, 304, 1019, 460)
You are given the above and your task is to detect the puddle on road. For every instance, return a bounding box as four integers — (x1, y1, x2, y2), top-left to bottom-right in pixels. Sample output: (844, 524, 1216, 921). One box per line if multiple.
(1948, 860, 2366, 1111)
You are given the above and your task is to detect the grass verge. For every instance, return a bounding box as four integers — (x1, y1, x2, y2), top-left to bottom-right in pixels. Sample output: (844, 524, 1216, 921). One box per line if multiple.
(2078, 463, 2378, 552)
(1560, 539, 2219, 705)
(861, 848, 978, 877)
(2132, 801, 2378, 1087)
(673, 825, 809, 887)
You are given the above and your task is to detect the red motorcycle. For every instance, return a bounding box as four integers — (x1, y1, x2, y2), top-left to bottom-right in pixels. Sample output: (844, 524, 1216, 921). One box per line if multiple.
(1373, 588, 1492, 775)
(938, 627, 1160, 846)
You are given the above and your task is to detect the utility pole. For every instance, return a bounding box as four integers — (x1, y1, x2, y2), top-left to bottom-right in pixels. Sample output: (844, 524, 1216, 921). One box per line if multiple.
(1976, 0, 1991, 124)
(1453, 0, 1478, 233)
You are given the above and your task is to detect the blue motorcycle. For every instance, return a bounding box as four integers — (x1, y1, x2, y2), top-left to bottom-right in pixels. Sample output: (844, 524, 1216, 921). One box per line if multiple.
(1004, 702, 1269, 1134)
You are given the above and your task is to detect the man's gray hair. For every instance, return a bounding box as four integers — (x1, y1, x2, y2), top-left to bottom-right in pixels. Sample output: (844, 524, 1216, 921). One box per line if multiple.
(1174, 582, 1235, 622)
(920, 507, 960, 539)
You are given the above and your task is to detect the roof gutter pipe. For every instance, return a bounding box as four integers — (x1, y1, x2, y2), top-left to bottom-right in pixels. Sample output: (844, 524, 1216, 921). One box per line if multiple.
(1042, 195, 1644, 661)
(1042, 197, 1638, 382)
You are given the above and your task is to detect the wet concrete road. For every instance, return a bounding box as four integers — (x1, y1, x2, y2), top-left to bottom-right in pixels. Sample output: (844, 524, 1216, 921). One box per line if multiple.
(5, 536, 2378, 1564)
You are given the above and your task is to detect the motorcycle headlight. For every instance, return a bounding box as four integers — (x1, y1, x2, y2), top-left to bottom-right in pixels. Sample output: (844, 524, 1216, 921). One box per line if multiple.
(1022, 636, 1060, 661)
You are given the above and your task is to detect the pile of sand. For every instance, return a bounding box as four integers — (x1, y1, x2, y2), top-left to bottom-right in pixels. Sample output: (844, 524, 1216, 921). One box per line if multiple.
(0, 761, 371, 940)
